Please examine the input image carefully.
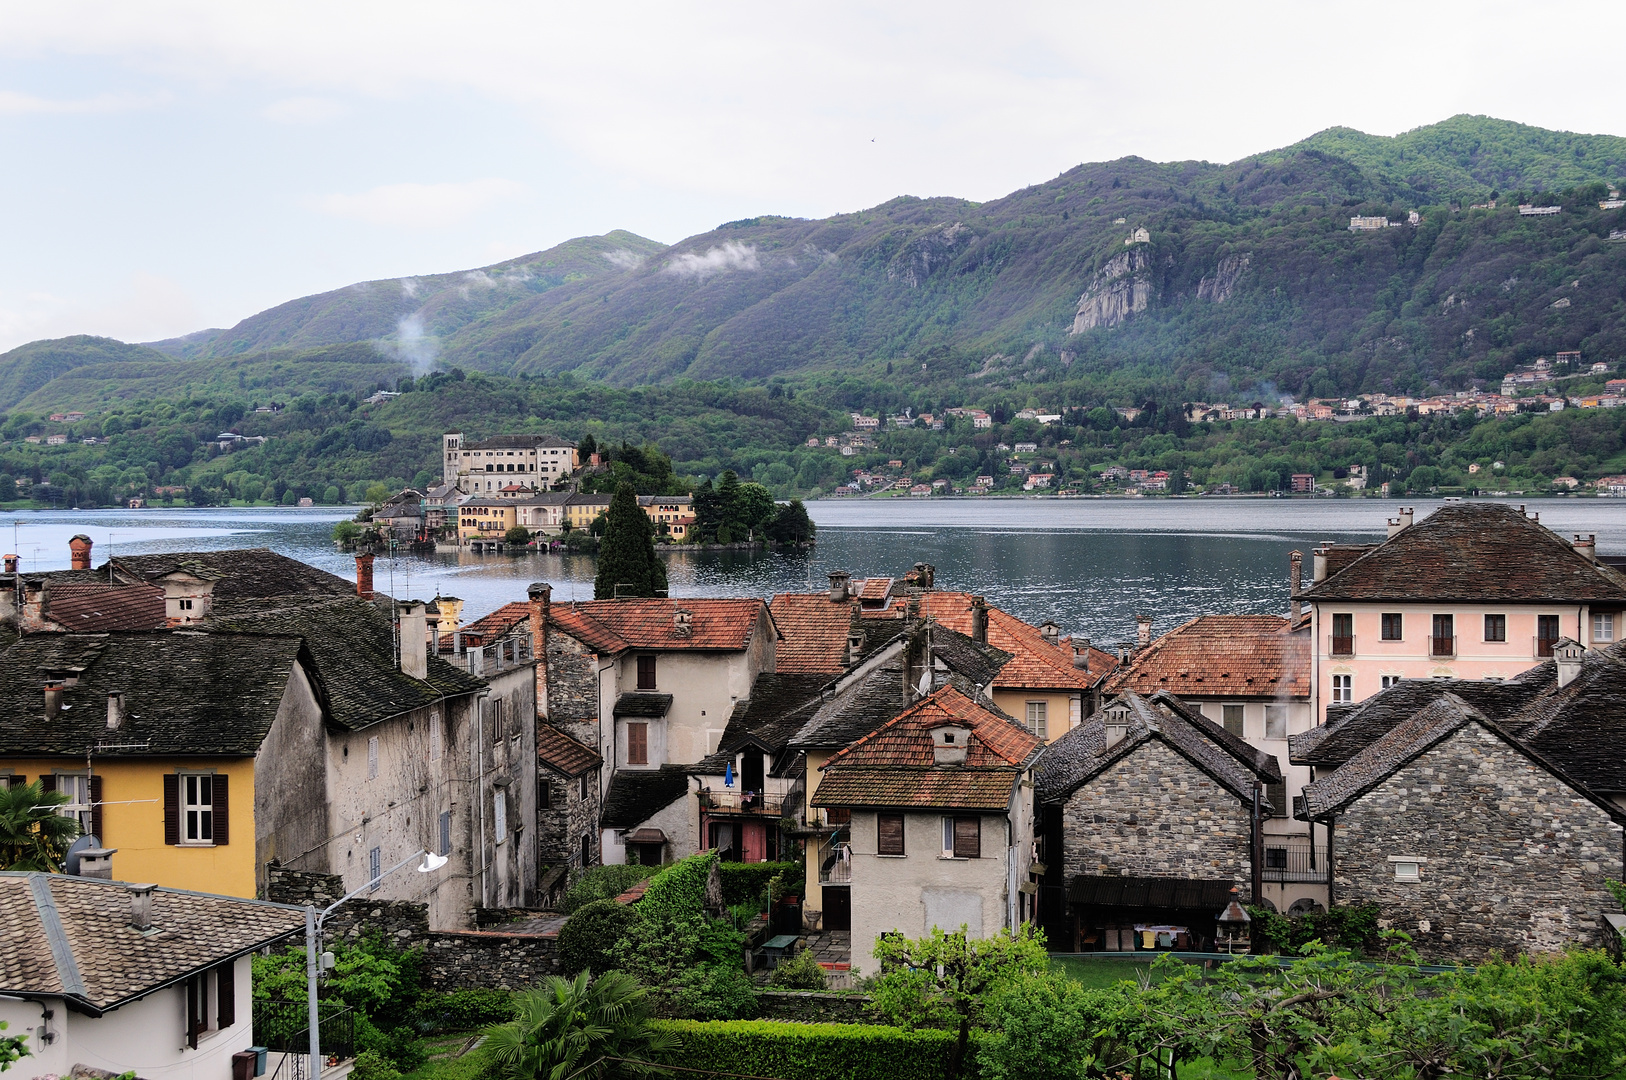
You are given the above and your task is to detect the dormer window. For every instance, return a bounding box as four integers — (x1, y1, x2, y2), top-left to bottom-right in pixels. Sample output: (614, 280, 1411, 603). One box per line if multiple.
(930, 724, 970, 765)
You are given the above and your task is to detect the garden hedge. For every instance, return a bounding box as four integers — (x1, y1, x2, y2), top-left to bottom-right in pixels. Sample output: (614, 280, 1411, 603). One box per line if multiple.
(717, 861, 804, 906)
(651, 1019, 980, 1080)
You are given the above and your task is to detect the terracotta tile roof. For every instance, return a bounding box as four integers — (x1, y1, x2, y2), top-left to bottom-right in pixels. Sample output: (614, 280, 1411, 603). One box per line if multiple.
(567, 598, 770, 651)
(916, 594, 1098, 691)
(537, 723, 601, 778)
(449, 601, 531, 646)
(0, 872, 303, 1015)
(857, 578, 894, 602)
(1102, 615, 1309, 699)
(813, 685, 1042, 810)
(548, 605, 629, 654)
(769, 593, 860, 673)
(1301, 502, 1626, 603)
(42, 583, 166, 630)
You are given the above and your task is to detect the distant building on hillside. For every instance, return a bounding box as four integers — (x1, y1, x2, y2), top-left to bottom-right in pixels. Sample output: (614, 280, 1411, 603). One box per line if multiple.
(1125, 227, 1150, 245)
(443, 432, 578, 494)
(1348, 216, 1388, 231)
(1519, 204, 1562, 216)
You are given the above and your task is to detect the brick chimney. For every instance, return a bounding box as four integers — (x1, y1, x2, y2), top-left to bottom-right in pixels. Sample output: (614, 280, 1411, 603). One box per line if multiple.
(1289, 550, 1303, 621)
(970, 596, 988, 644)
(1574, 534, 1597, 563)
(69, 534, 93, 571)
(127, 883, 156, 931)
(527, 582, 551, 711)
(827, 571, 851, 602)
(3, 554, 16, 574)
(355, 547, 375, 600)
(1136, 613, 1153, 648)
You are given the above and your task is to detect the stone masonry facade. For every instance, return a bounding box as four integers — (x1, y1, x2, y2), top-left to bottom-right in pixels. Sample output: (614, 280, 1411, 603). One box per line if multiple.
(1060, 739, 1255, 891)
(1333, 725, 1624, 959)
(538, 770, 603, 871)
(545, 620, 602, 749)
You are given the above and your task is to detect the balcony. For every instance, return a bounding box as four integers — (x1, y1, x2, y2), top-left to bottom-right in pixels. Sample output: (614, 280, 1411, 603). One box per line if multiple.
(1261, 846, 1328, 884)
(1328, 634, 1354, 657)
(818, 839, 852, 884)
(1429, 635, 1456, 658)
(1535, 636, 1559, 658)
(698, 789, 784, 817)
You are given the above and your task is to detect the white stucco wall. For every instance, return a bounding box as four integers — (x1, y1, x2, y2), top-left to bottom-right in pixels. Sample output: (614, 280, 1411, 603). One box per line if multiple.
(0, 955, 255, 1080)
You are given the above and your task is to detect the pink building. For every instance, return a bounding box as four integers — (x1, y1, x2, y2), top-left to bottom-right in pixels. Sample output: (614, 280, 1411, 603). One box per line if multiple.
(1298, 503, 1626, 722)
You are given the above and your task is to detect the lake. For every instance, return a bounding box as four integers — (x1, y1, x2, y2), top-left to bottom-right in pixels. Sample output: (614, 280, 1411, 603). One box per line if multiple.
(12, 497, 1626, 645)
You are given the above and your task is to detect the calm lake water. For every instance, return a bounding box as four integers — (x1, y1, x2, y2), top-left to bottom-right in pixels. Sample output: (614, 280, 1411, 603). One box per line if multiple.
(15, 498, 1626, 645)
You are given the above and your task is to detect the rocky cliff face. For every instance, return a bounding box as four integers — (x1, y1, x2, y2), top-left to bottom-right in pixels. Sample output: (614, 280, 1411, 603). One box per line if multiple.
(1072, 247, 1154, 333)
(887, 221, 973, 288)
(1197, 253, 1251, 303)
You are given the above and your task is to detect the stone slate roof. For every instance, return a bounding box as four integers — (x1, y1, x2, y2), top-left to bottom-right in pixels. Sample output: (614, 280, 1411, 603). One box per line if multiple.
(1151, 691, 1284, 782)
(692, 673, 830, 774)
(560, 599, 770, 652)
(812, 685, 1042, 812)
(0, 632, 310, 757)
(0, 872, 303, 1015)
(601, 765, 692, 829)
(43, 583, 166, 631)
(1069, 875, 1237, 909)
(788, 660, 910, 751)
(1103, 615, 1309, 699)
(537, 724, 601, 778)
(108, 549, 355, 611)
(1300, 503, 1626, 603)
(1487, 644, 1626, 797)
(464, 434, 576, 450)
(1037, 692, 1278, 809)
(613, 693, 673, 718)
(1288, 667, 1551, 768)
(213, 597, 485, 731)
(926, 626, 1013, 688)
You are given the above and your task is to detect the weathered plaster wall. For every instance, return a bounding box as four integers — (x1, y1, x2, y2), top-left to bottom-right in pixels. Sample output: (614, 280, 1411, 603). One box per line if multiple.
(255, 663, 329, 892)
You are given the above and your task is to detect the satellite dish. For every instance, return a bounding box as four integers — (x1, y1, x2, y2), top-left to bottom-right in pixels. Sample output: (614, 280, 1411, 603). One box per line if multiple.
(64, 834, 101, 876)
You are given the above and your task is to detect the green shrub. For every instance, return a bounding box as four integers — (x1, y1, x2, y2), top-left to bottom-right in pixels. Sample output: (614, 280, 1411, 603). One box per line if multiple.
(769, 947, 827, 990)
(410, 988, 518, 1032)
(349, 1051, 400, 1080)
(717, 861, 804, 906)
(651, 1019, 976, 1080)
(383, 1027, 426, 1071)
(611, 915, 756, 1020)
(639, 852, 717, 921)
(1248, 902, 1380, 954)
(561, 864, 657, 914)
(558, 899, 638, 976)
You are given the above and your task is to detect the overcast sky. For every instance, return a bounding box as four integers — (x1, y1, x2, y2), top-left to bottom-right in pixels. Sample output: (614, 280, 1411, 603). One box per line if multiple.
(1, 1, 1620, 352)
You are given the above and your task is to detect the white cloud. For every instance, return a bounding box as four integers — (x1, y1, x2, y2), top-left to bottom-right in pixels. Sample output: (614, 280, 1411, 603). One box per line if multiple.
(312, 178, 525, 229)
(663, 242, 759, 281)
(602, 249, 644, 270)
(0, 89, 169, 115)
(260, 95, 346, 124)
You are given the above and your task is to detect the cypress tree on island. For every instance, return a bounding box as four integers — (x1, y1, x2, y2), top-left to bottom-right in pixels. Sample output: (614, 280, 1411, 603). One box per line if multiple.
(594, 482, 668, 599)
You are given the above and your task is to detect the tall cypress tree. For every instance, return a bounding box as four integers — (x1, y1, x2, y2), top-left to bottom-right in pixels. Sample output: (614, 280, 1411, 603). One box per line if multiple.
(594, 482, 668, 599)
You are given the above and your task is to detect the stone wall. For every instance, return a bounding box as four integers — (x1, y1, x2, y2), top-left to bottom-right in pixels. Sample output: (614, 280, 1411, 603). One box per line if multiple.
(1334, 724, 1625, 960)
(538, 770, 602, 872)
(425, 928, 561, 990)
(754, 991, 877, 1024)
(545, 619, 603, 749)
(1059, 738, 1255, 891)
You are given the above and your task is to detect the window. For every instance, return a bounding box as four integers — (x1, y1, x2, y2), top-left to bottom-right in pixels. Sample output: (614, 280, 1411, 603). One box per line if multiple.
(1431, 614, 1454, 656)
(579, 774, 589, 800)
(367, 737, 379, 779)
(1025, 701, 1048, 740)
(581, 834, 592, 867)
(368, 846, 382, 890)
(1331, 612, 1353, 638)
(1392, 860, 1420, 882)
(1265, 780, 1287, 819)
(1381, 675, 1401, 691)
(636, 655, 657, 691)
(539, 780, 552, 810)
(494, 791, 507, 845)
(429, 723, 441, 762)
(439, 810, 451, 856)
(1264, 705, 1287, 739)
(1381, 613, 1403, 641)
(182, 774, 214, 843)
(944, 816, 981, 859)
(491, 698, 504, 741)
(1594, 612, 1615, 643)
(1222, 704, 1245, 737)
(627, 722, 648, 765)
(877, 813, 905, 856)
(1537, 614, 1561, 656)
(1484, 614, 1506, 643)
(56, 773, 94, 834)
(178, 598, 194, 611)
(1332, 674, 1353, 704)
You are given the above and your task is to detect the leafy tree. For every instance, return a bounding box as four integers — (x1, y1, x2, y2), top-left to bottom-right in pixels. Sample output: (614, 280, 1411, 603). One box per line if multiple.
(483, 971, 677, 1080)
(731, 483, 776, 540)
(593, 483, 667, 600)
(504, 525, 531, 546)
(0, 1020, 28, 1073)
(715, 471, 742, 543)
(0, 780, 78, 871)
(871, 924, 1048, 1080)
(764, 499, 815, 548)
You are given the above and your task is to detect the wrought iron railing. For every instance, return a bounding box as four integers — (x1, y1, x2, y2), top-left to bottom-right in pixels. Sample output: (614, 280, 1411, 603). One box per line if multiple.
(698, 790, 784, 816)
(1261, 846, 1327, 883)
(252, 998, 356, 1062)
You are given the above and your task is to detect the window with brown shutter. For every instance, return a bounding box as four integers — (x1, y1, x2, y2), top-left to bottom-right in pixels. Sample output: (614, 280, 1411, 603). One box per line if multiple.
(216, 960, 236, 1028)
(952, 816, 981, 859)
(636, 655, 657, 691)
(89, 775, 103, 840)
(163, 773, 180, 846)
(877, 813, 905, 855)
(627, 723, 648, 765)
(212, 774, 229, 845)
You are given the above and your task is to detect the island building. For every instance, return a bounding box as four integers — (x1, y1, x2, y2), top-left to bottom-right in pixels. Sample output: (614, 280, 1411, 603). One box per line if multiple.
(443, 431, 578, 493)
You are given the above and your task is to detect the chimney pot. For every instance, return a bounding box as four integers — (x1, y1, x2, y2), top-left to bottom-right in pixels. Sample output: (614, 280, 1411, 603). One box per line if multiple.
(1554, 638, 1584, 687)
(127, 883, 156, 931)
(1289, 550, 1304, 621)
(3, 554, 15, 574)
(44, 680, 63, 720)
(106, 691, 126, 731)
(1135, 613, 1153, 648)
(1573, 534, 1597, 563)
(69, 534, 93, 571)
(970, 595, 988, 644)
(827, 571, 851, 602)
(397, 602, 428, 679)
(355, 547, 376, 600)
(1039, 621, 1061, 647)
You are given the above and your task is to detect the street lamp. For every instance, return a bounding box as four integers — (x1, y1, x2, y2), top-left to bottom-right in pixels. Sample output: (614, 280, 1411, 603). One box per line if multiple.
(305, 850, 447, 1079)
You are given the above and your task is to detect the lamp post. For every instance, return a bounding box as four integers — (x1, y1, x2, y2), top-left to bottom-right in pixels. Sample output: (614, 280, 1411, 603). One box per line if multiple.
(305, 849, 448, 1080)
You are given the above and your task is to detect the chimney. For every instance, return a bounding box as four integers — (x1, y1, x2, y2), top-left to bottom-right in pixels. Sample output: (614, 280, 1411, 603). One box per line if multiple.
(1289, 550, 1304, 621)
(398, 602, 428, 680)
(69, 534, 93, 571)
(355, 546, 375, 600)
(1574, 534, 1597, 563)
(44, 680, 63, 720)
(74, 845, 115, 879)
(127, 883, 156, 931)
(1313, 545, 1331, 582)
(1039, 621, 1061, 647)
(106, 692, 126, 731)
(827, 571, 851, 603)
(1554, 638, 1584, 688)
(1384, 507, 1414, 539)
(3, 554, 15, 574)
(930, 725, 969, 766)
(673, 608, 693, 637)
(970, 596, 988, 644)
(1136, 613, 1153, 649)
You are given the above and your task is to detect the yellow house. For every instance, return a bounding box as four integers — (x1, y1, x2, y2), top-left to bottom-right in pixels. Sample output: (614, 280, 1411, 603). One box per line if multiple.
(638, 495, 696, 540)
(0, 632, 316, 899)
(457, 497, 518, 543)
(564, 493, 612, 529)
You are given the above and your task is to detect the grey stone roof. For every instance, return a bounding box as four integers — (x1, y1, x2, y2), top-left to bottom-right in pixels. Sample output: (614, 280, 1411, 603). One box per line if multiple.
(613, 693, 674, 718)
(108, 549, 355, 611)
(692, 673, 830, 774)
(926, 625, 1013, 688)
(601, 766, 692, 829)
(788, 662, 909, 751)
(464, 434, 576, 450)
(213, 597, 485, 731)
(0, 872, 303, 1015)
(1495, 644, 1626, 797)
(1149, 691, 1283, 782)
(1037, 692, 1277, 809)
(0, 632, 310, 757)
